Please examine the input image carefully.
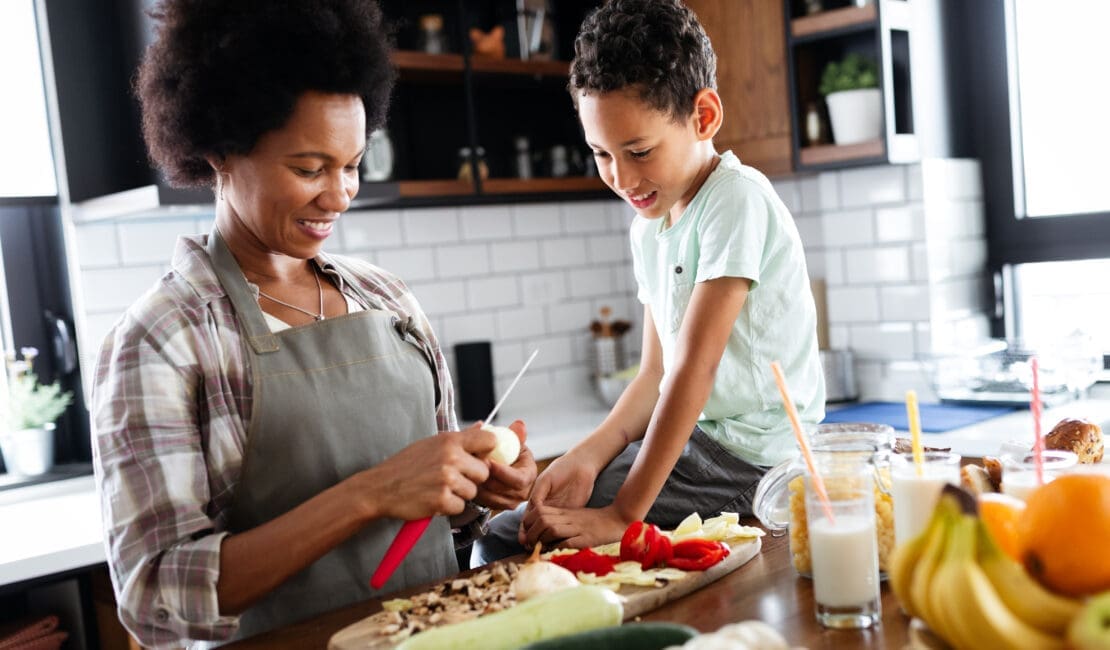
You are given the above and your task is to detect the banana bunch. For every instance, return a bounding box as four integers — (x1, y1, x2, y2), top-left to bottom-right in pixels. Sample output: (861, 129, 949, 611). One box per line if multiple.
(888, 486, 1082, 649)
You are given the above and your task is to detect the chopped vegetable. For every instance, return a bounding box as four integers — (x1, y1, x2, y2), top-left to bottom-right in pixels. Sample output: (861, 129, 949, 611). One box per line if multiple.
(548, 548, 619, 576)
(666, 539, 730, 572)
(620, 521, 673, 570)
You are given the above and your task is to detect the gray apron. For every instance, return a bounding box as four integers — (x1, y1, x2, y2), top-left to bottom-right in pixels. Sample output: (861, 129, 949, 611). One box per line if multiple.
(206, 231, 456, 641)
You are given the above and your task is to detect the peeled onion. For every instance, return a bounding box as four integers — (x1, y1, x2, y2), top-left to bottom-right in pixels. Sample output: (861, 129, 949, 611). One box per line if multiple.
(481, 424, 521, 465)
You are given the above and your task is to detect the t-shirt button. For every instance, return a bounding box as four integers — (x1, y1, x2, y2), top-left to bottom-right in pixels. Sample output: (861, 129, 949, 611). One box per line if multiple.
(156, 608, 170, 623)
(675, 265, 683, 274)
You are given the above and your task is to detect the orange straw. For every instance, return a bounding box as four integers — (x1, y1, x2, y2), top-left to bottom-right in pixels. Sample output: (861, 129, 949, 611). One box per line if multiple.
(905, 390, 925, 477)
(1031, 356, 1044, 486)
(771, 361, 835, 524)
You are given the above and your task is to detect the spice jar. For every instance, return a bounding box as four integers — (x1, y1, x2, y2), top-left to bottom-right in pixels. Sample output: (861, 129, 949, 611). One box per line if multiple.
(457, 146, 489, 183)
(752, 422, 895, 576)
(417, 14, 447, 54)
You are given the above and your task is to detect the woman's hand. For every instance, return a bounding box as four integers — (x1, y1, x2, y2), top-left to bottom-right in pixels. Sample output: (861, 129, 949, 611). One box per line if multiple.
(518, 452, 600, 544)
(474, 420, 537, 511)
(519, 503, 630, 549)
(355, 424, 497, 522)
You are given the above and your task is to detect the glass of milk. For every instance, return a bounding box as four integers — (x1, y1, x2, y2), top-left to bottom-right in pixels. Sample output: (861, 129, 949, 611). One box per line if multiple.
(1001, 449, 1078, 500)
(805, 462, 882, 629)
(891, 451, 962, 547)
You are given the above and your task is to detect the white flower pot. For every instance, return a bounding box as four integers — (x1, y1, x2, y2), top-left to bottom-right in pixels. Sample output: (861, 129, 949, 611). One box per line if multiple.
(825, 88, 882, 145)
(0, 423, 55, 476)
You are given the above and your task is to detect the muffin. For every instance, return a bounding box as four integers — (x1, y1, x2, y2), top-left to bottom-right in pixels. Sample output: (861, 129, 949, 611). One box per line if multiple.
(1045, 417, 1104, 464)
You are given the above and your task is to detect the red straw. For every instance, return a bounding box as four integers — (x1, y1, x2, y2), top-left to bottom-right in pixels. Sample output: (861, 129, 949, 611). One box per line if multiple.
(771, 361, 835, 524)
(1031, 356, 1044, 485)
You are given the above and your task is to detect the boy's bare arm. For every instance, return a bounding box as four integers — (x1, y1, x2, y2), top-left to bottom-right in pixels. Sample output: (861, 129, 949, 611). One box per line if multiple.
(611, 276, 751, 523)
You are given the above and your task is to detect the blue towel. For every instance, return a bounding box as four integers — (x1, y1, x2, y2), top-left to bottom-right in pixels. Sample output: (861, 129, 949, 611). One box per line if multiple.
(821, 401, 1017, 433)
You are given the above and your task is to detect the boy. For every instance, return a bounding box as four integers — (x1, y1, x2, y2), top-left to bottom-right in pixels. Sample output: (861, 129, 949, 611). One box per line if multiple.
(472, 0, 824, 562)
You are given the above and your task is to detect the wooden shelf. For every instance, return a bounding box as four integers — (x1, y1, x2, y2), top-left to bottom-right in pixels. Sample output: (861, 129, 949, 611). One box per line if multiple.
(799, 139, 884, 166)
(389, 51, 569, 79)
(470, 57, 570, 77)
(398, 179, 476, 198)
(481, 177, 607, 195)
(390, 50, 465, 73)
(791, 4, 877, 39)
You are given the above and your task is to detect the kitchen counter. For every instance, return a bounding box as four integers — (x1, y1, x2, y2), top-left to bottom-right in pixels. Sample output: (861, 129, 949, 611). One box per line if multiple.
(3, 389, 1106, 587)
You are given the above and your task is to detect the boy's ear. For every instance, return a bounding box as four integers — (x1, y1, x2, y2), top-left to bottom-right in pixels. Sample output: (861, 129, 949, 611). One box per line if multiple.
(691, 88, 723, 141)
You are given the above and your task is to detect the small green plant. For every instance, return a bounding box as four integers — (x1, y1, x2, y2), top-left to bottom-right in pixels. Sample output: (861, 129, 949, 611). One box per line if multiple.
(5, 347, 72, 430)
(819, 53, 879, 96)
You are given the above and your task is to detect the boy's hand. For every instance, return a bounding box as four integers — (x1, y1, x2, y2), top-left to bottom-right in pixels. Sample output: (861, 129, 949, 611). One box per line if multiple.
(519, 503, 629, 549)
(474, 420, 537, 511)
(517, 454, 598, 544)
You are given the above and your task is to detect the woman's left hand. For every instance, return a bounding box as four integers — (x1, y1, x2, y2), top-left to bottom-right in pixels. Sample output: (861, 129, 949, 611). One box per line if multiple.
(474, 420, 537, 511)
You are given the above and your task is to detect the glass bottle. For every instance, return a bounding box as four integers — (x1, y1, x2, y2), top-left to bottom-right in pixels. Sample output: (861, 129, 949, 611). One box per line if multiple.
(417, 14, 447, 54)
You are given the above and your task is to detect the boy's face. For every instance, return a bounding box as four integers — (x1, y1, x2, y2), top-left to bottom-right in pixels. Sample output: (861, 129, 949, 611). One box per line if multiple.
(579, 87, 715, 223)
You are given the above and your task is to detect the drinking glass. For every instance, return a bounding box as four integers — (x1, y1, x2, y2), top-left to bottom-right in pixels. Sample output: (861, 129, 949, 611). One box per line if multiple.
(891, 451, 962, 546)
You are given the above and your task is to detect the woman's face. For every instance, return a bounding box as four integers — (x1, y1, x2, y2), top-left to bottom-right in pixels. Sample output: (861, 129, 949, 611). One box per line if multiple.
(222, 91, 366, 260)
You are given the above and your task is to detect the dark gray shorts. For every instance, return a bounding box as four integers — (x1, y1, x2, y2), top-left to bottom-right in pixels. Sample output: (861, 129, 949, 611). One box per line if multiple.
(471, 427, 767, 567)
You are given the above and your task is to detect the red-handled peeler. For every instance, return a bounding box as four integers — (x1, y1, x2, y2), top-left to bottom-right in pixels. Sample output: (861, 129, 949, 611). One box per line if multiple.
(369, 349, 538, 589)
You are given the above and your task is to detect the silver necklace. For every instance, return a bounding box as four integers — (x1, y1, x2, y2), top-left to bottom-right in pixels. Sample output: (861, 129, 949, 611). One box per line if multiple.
(257, 264, 325, 321)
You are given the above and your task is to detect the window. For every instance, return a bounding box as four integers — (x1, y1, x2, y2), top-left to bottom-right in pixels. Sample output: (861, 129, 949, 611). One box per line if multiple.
(0, 0, 57, 198)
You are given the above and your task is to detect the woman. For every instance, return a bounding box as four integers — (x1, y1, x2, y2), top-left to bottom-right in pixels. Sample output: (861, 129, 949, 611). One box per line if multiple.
(91, 1, 537, 646)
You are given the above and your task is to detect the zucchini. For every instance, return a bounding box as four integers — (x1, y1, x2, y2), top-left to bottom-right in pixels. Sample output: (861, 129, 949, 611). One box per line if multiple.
(518, 622, 698, 649)
(395, 585, 623, 650)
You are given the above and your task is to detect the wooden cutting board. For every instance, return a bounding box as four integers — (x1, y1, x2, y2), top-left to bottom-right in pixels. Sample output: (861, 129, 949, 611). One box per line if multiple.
(328, 536, 761, 650)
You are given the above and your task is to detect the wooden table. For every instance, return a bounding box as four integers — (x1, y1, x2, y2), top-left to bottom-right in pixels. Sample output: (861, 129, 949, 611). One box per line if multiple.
(225, 524, 912, 649)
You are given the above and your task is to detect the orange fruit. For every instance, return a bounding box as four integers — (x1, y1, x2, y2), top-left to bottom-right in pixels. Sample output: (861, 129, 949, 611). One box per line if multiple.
(1016, 473, 1110, 597)
(978, 492, 1026, 561)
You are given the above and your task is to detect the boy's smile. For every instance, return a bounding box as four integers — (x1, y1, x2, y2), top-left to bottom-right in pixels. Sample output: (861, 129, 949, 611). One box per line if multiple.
(578, 86, 721, 225)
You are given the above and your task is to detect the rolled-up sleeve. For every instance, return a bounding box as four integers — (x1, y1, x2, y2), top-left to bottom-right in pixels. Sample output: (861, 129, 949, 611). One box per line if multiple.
(93, 310, 240, 648)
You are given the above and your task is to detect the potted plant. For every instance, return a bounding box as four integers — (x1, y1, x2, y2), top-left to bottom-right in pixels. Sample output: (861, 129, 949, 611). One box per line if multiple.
(0, 347, 73, 476)
(819, 53, 881, 145)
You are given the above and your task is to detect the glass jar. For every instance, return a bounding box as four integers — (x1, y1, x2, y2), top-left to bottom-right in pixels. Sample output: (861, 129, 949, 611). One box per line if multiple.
(417, 14, 447, 55)
(752, 422, 895, 576)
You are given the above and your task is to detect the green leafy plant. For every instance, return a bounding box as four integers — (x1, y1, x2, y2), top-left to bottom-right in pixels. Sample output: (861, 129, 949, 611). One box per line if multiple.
(819, 53, 879, 96)
(5, 347, 72, 430)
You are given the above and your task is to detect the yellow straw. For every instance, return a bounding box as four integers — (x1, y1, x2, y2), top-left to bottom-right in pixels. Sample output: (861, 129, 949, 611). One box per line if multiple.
(771, 361, 835, 524)
(906, 389, 925, 477)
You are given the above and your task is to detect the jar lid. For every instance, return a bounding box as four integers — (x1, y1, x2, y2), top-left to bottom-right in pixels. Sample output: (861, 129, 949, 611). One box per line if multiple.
(419, 14, 444, 31)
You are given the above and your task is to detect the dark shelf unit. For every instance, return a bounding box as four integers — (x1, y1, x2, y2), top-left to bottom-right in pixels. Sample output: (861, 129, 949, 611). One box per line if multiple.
(784, 0, 919, 171)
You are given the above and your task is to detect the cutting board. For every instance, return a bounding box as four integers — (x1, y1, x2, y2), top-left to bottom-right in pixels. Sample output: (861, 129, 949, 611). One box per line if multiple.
(329, 536, 762, 650)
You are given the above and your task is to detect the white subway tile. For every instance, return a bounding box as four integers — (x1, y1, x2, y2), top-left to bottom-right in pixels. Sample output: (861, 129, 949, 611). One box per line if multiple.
(906, 163, 924, 201)
(376, 247, 436, 282)
(931, 239, 988, 282)
(607, 201, 634, 230)
(798, 175, 821, 215)
(845, 246, 911, 284)
(829, 324, 851, 349)
(460, 205, 514, 241)
(551, 365, 596, 401)
(925, 200, 985, 240)
(793, 214, 823, 248)
(194, 216, 215, 236)
(821, 209, 875, 247)
(440, 313, 498, 348)
(496, 306, 548, 340)
(568, 267, 615, 298)
(879, 284, 932, 321)
(587, 233, 629, 264)
(408, 279, 467, 316)
(915, 322, 933, 357)
(80, 311, 124, 366)
(497, 371, 554, 410)
(73, 223, 120, 268)
(512, 204, 562, 237)
(436, 243, 491, 277)
(541, 237, 590, 268)
(340, 210, 403, 250)
(562, 201, 610, 234)
(933, 276, 990, 319)
(467, 276, 520, 310)
(911, 243, 929, 282)
(826, 286, 881, 323)
(855, 360, 933, 402)
(119, 219, 196, 265)
(81, 266, 164, 312)
(532, 334, 576, 370)
(612, 263, 636, 293)
(922, 158, 982, 201)
(771, 178, 801, 214)
(520, 271, 568, 305)
(840, 165, 906, 208)
(818, 172, 840, 211)
(875, 205, 925, 242)
(547, 299, 594, 334)
(491, 341, 525, 379)
(403, 207, 460, 245)
(849, 322, 916, 361)
(490, 240, 541, 273)
(806, 249, 845, 285)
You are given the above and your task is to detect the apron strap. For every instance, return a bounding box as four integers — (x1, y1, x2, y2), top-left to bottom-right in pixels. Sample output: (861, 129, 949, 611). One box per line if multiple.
(206, 227, 281, 354)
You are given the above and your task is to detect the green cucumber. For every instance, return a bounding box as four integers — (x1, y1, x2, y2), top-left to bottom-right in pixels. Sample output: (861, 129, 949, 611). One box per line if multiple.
(395, 585, 623, 650)
(519, 622, 698, 649)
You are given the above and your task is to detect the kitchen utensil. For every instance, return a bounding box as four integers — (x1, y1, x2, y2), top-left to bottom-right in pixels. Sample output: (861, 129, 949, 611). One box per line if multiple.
(369, 350, 539, 589)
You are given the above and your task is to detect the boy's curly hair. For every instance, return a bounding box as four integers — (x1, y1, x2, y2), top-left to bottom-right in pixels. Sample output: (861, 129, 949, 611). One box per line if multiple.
(569, 0, 716, 122)
(136, 0, 395, 187)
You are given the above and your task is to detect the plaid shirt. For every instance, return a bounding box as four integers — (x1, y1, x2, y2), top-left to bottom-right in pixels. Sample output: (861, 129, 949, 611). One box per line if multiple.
(91, 234, 458, 648)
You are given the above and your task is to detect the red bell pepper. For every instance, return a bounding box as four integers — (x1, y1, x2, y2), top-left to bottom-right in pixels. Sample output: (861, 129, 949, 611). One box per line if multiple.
(666, 538, 730, 571)
(548, 548, 619, 576)
(620, 521, 673, 570)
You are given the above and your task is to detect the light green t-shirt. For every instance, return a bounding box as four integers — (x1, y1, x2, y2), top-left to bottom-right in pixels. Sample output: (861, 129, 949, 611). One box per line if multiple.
(629, 151, 825, 467)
